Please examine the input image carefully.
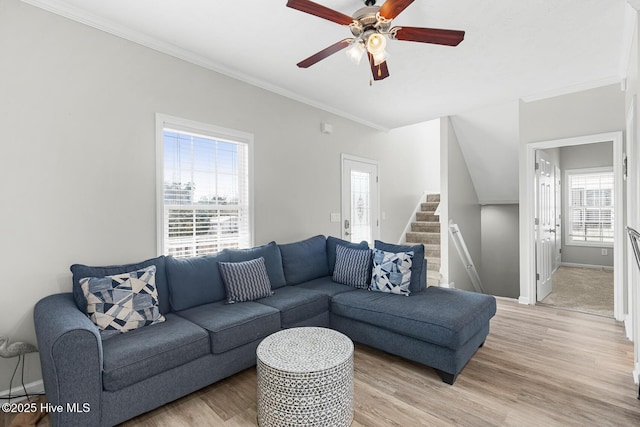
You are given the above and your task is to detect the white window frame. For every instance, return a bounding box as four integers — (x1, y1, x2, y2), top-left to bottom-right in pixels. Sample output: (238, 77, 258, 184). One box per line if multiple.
(564, 166, 614, 248)
(155, 113, 254, 256)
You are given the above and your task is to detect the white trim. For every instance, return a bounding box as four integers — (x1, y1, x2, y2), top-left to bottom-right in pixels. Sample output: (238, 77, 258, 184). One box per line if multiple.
(634, 363, 640, 385)
(560, 262, 614, 271)
(518, 296, 531, 305)
(340, 154, 381, 244)
(522, 132, 625, 322)
(0, 380, 44, 401)
(626, 314, 634, 340)
(479, 200, 519, 205)
(20, 0, 389, 132)
(155, 113, 255, 256)
(563, 167, 615, 248)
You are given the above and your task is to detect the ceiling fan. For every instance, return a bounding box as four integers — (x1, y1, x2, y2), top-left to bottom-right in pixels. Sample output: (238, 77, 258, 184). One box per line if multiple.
(286, 0, 465, 81)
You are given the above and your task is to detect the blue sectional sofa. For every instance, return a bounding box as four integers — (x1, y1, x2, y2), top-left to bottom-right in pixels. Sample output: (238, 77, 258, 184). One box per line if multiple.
(34, 235, 496, 427)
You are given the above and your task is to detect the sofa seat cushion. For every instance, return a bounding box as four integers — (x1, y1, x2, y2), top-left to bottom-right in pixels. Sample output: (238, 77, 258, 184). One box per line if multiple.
(296, 276, 360, 297)
(101, 313, 209, 392)
(176, 301, 280, 354)
(256, 286, 329, 328)
(331, 287, 496, 349)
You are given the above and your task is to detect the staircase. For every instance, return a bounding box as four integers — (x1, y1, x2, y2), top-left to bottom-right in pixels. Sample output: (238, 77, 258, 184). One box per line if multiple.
(405, 194, 442, 286)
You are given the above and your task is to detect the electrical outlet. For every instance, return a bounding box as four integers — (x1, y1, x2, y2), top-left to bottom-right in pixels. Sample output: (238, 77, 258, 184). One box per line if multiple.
(601, 249, 608, 256)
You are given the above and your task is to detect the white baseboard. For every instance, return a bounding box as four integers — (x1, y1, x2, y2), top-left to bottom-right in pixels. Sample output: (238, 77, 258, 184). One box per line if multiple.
(560, 262, 614, 271)
(633, 364, 640, 385)
(495, 296, 519, 303)
(518, 296, 531, 305)
(0, 379, 44, 401)
(625, 314, 634, 341)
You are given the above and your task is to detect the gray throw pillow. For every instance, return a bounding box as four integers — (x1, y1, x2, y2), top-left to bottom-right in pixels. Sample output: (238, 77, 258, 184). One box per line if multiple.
(218, 257, 274, 303)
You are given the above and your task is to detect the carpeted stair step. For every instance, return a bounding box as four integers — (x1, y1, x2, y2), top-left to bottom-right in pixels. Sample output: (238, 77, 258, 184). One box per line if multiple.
(416, 212, 439, 222)
(424, 244, 440, 258)
(421, 202, 439, 213)
(426, 257, 440, 271)
(406, 232, 440, 245)
(411, 222, 440, 233)
(427, 270, 441, 287)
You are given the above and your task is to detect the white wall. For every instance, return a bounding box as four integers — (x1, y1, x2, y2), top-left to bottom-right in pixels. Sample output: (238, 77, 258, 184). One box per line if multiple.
(0, 0, 440, 390)
(518, 84, 625, 302)
(441, 117, 481, 292)
(559, 142, 614, 267)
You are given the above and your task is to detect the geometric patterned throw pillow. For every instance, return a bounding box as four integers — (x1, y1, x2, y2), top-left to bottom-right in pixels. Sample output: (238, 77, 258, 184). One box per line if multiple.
(370, 249, 414, 296)
(218, 257, 274, 304)
(80, 265, 165, 339)
(332, 244, 372, 289)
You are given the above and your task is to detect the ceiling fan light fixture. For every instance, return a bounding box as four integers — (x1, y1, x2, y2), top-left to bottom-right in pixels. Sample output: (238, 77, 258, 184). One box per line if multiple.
(346, 40, 366, 64)
(366, 33, 386, 55)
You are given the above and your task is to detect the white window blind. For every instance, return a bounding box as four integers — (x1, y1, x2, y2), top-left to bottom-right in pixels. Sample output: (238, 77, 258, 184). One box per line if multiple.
(157, 116, 251, 257)
(566, 169, 614, 246)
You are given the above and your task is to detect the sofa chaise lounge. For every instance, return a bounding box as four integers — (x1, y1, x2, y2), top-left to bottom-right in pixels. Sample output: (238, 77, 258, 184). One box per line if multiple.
(34, 235, 496, 426)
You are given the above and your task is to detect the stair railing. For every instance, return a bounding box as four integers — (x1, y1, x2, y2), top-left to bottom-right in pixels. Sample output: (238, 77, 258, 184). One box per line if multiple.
(448, 220, 485, 293)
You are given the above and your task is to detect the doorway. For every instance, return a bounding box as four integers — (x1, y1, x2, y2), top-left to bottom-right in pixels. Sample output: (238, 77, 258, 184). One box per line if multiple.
(524, 132, 624, 320)
(341, 154, 379, 245)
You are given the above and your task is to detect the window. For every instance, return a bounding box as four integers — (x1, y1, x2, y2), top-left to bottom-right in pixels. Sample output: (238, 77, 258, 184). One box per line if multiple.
(565, 168, 613, 246)
(156, 114, 252, 257)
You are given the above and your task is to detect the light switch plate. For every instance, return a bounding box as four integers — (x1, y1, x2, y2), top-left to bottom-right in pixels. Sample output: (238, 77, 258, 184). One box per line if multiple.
(330, 213, 341, 223)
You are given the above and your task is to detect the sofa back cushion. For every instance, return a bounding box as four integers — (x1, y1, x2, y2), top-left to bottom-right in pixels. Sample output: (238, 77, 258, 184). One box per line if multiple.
(165, 251, 230, 311)
(326, 236, 369, 275)
(225, 241, 287, 289)
(278, 235, 329, 285)
(374, 240, 426, 294)
(71, 255, 170, 315)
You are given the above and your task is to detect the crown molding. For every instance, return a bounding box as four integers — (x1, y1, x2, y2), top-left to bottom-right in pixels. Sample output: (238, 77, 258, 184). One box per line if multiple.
(628, 0, 640, 11)
(19, 0, 389, 132)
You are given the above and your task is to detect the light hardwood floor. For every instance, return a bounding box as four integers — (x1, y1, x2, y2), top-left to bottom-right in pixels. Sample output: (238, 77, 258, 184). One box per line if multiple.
(3, 299, 639, 426)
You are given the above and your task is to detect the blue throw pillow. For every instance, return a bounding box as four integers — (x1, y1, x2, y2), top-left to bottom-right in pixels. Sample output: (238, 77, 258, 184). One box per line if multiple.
(374, 241, 426, 294)
(71, 256, 170, 315)
(370, 249, 414, 296)
(218, 257, 274, 303)
(326, 236, 369, 275)
(80, 265, 165, 339)
(332, 245, 372, 289)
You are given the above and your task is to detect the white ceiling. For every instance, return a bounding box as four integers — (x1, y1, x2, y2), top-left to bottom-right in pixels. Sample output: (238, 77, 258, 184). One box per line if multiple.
(22, 0, 629, 131)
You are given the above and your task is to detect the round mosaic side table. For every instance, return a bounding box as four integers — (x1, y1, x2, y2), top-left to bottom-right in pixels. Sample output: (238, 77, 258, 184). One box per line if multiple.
(256, 327, 354, 427)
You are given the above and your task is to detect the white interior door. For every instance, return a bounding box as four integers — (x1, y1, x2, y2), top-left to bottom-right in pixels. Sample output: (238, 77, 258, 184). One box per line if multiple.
(553, 165, 562, 271)
(341, 155, 379, 245)
(536, 150, 556, 301)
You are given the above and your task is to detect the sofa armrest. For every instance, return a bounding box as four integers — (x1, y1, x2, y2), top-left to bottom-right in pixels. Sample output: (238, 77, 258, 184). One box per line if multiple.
(34, 293, 103, 427)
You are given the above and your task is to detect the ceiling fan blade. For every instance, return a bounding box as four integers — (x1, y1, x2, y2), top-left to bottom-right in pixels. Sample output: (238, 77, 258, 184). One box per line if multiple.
(368, 53, 390, 81)
(379, 0, 415, 20)
(392, 26, 465, 46)
(297, 39, 353, 68)
(286, 0, 354, 25)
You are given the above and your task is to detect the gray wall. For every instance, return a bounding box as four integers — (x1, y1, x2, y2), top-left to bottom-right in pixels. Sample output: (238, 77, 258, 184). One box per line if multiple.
(441, 117, 481, 292)
(559, 142, 614, 267)
(480, 204, 520, 298)
(0, 0, 440, 390)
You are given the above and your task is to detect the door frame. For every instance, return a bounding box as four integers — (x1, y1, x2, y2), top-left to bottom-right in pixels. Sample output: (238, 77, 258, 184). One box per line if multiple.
(341, 154, 380, 243)
(522, 131, 624, 320)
